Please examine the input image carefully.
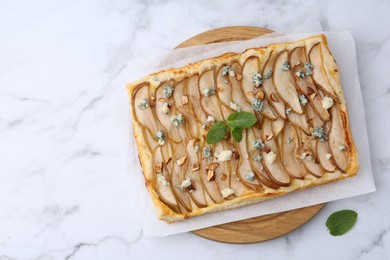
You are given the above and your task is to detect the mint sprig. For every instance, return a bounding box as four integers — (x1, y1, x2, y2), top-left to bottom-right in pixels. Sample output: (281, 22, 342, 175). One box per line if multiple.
(326, 209, 358, 236)
(206, 112, 257, 144)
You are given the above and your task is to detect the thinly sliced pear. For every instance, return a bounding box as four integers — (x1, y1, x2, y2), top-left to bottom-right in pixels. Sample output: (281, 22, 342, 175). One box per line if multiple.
(273, 51, 303, 114)
(272, 117, 285, 137)
(188, 75, 207, 123)
(153, 146, 181, 213)
(216, 65, 234, 109)
(316, 139, 337, 172)
(329, 105, 349, 172)
(174, 79, 198, 138)
(199, 145, 224, 203)
(184, 139, 207, 207)
(170, 142, 192, 211)
(199, 69, 223, 121)
(305, 102, 324, 128)
(133, 84, 158, 134)
(155, 82, 186, 143)
(309, 43, 338, 100)
(143, 127, 159, 152)
(261, 119, 291, 186)
(230, 63, 254, 112)
(235, 130, 264, 192)
(287, 111, 310, 134)
(297, 129, 326, 178)
(290, 47, 330, 121)
(281, 122, 306, 179)
(263, 52, 286, 119)
(247, 128, 280, 189)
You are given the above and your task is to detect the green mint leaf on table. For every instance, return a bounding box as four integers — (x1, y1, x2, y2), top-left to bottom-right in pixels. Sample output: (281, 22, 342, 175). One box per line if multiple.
(206, 112, 257, 144)
(227, 111, 257, 128)
(326, 209, 358, 236)
(231, 127, 243, 142)
(206, 121, 227, 144)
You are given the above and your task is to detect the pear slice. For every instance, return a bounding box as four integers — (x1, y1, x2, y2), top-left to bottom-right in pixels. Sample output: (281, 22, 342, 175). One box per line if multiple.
(262, 51, 286, 119)
(261, 119, 291, 186)
(241, 57, 277, 120)
(199, 69, 224, 121)
(247, 128, 280, 189)
(305, 102, 324, 128)
(188, 75, 207, 123)
(174, 79, 198, 138)
(272, 117, 285, 137)
(329, 105, 349, 172)
(297, 130, 326, 178)
(235, 129, 264, 192)
(155, 82, 186, 143)
(184, 139, 208, 207)
(216, 65, 234, 109)
(153, 146, 181, 213)
(316, 139, 337, 173)
(133, 84, 158, 134)
(230, 63, 254, 112)
(287, 111, 310, 134)
(281, 122, 306, 179)
(290, 47, 330, 121)
(308, 43, 338, 101)
(273, 50, 303, 114)
(199, 145, 224, 203)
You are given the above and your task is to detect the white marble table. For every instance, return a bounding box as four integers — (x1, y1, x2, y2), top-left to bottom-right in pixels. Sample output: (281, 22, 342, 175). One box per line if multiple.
(0, 0, 389, 259)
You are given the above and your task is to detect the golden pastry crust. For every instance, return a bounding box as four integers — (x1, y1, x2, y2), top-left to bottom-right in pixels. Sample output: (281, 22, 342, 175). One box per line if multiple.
(127, 34, 359, 223)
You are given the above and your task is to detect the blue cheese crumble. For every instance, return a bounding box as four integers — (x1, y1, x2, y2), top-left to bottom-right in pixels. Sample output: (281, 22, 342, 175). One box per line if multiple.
(252, 72, 263, 87)
(311, 127, 328, 142)
(304, 62, 314, 76)
(252, 98, 264, 111)
(299, 95, 308, 106)
(154, 130, 165, 146)
(201, 88, 216, 97)
(171, 114, 184, 127)
(245, 171, 255, 181)
(263, 69, 273, 79)
(253, 139, 265, 149)
(230, 102, 241, 111)
(252, 155, 263, 161)
(282, 61, 291, 71)
(203, 147, 212, 159)
(137, 99, 149, 110)
(163, 85, 174, 98)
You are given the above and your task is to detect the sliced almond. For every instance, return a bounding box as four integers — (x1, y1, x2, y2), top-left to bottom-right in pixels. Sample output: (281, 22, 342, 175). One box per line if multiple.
(150, 96, 156, 101)
(235, 73, 243, 81)
(266, 133, 274, 141)
(205, 162, 219, 171)
(310, 92, 317, 99)
(165, 157, 172, 164)
(206, 170, 215, 181)
(221, 173, 227, 181)
(256, 90, 265, 100)
(176, 155, 187, 166)
(155, 162, 163, 173)
(270, 93, 279, 103)
(232, 151, 240, 160)
(181, 96, 189, 105)
(307, 87, 315, 95)
(192, 162, 200, 172)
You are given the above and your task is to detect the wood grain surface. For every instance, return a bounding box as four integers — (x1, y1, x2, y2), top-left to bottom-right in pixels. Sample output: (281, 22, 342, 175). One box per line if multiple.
(174, 26, 325, 244)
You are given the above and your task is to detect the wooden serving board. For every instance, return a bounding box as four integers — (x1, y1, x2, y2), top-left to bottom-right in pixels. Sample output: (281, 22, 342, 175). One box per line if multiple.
(175, 26, 325, 244)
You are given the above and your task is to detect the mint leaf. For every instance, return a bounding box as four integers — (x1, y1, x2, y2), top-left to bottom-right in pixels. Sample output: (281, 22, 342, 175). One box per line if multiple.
(326, 210, 358, 236)
(227, 111, 257, 129)
(231, 128, 243, 142)
(206, 121, 227, 144)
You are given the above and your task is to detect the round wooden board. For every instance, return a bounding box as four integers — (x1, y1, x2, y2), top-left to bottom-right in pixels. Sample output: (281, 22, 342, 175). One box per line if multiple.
(175, 26, 326, 244)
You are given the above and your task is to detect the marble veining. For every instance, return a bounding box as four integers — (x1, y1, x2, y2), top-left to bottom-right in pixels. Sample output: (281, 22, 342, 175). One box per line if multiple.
(0, 0, 389, 259)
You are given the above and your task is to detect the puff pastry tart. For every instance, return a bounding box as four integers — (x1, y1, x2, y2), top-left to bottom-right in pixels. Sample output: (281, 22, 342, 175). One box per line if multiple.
(127, 34, 359, 223)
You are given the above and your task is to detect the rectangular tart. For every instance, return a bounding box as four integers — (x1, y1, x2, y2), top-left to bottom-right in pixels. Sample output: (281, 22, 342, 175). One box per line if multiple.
(127, 34, 359, 223)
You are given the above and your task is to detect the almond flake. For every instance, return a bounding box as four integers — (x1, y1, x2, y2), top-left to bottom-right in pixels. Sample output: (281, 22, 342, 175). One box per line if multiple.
(266, 134, 274, 141)
(155, 162, 163, 173)
(206, 170, 215, 182)
(307, 87, 315, 95)
(165, 157, 172, 164)
(256, 90, 265, 100)
(235, 73, 243, 80)
(181, 96, 189, 105)
(270, 93, 279, 102)
(310, 93, 317, 99)
(232, 151, 240, 160)
(221, 173, 227, 181)
(176, 156, 187, 166)
(192, 162, 200, 172)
